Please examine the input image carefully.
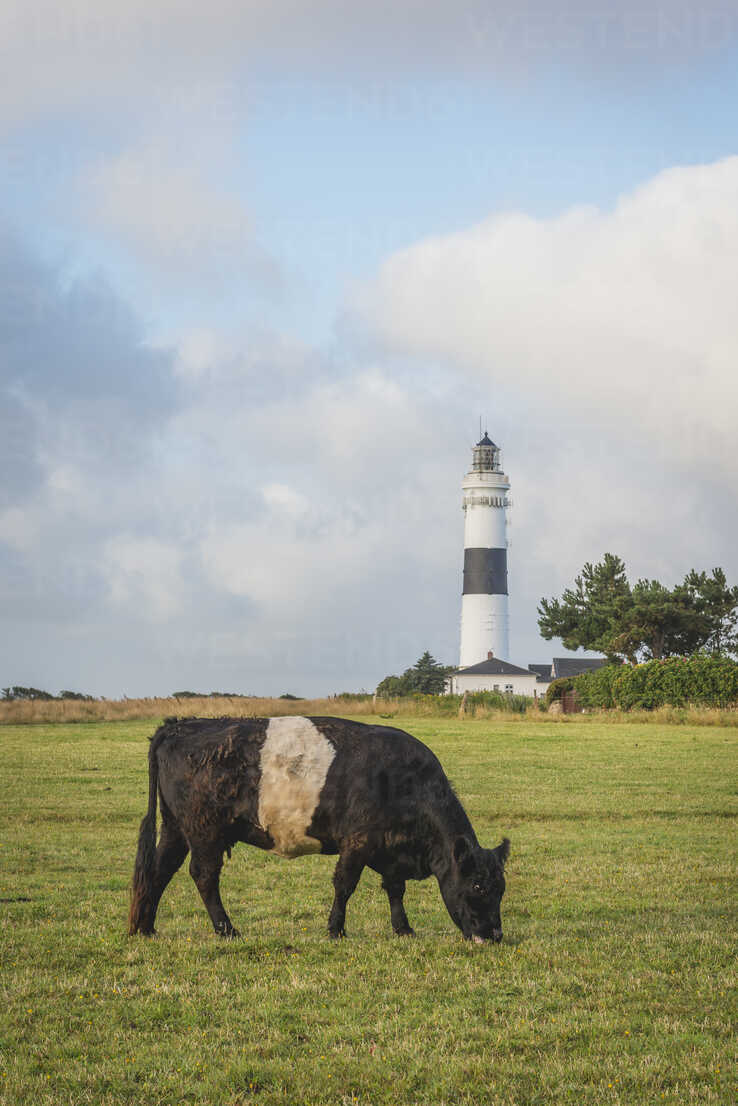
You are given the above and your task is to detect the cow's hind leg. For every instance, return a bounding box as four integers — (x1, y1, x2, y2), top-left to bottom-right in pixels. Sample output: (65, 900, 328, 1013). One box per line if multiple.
(328, 850, 366, 938)
(131, 816, 189, 935)
(382, 877, 414, 936)
(148, 819, 189, 932)
(189, 844, 239, 937)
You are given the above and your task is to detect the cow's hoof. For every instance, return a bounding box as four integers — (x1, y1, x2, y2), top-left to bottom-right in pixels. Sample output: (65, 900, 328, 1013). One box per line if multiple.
(216, 926, 240, 939)
(328, 928, 346, 939)
(394, 927, 415, 937)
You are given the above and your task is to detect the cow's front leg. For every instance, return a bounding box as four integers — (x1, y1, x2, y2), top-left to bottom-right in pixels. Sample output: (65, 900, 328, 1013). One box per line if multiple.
(382, 877, 415, 936)
(328, 851, 365, 938)
(189, 845, 239, 937)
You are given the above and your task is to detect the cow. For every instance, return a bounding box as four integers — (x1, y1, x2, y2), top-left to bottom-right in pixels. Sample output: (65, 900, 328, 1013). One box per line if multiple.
(128, 715, 510, 942)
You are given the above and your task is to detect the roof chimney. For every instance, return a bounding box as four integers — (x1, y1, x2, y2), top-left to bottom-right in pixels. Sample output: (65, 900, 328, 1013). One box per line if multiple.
(487, 651, 494, 660)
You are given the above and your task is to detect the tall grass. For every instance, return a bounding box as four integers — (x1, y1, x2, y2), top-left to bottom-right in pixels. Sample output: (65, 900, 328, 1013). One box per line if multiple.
(1, 694, 736, 726)
(0, 695, 377, 725)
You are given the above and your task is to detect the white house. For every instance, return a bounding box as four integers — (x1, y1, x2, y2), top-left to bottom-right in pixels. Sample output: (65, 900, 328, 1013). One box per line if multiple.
(446, 655, 607, 699)
(447, 654, 546, 698)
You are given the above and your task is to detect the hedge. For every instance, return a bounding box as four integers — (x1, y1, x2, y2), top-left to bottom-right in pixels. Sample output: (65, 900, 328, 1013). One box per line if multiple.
(555, 656, 738, 710)
(611, 655, 738, 709)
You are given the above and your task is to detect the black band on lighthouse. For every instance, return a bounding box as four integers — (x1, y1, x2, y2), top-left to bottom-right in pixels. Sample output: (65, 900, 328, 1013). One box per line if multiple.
(463, 548, 508, 595)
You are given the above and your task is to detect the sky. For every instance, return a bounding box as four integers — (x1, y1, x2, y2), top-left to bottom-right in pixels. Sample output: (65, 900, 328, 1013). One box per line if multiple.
(2, 1, 738, 697)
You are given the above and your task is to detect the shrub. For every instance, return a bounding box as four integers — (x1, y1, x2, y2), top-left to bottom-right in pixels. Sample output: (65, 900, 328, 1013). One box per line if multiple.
(572, 665, 621, 709)
(545, 677, 574, 705)
(461, 691, 531, 715)
(578, 655, 738, 710)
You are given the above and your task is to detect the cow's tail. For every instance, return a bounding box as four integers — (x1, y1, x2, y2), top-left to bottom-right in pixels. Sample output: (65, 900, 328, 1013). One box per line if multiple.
(128, 724, 168, 935)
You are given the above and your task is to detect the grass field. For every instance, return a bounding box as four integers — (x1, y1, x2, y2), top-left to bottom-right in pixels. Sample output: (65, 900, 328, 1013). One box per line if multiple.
(1, 717, 736, 1105)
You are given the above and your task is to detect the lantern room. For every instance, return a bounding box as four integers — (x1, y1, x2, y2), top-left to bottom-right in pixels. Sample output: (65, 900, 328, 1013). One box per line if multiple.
(471, 432, 501, 473)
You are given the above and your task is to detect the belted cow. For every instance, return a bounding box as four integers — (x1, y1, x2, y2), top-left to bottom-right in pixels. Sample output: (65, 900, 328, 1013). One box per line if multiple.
(128, 716, 510, 942)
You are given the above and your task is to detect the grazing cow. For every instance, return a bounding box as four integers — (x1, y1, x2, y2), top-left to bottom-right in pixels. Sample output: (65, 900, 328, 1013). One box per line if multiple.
(128, 716, 510, 942)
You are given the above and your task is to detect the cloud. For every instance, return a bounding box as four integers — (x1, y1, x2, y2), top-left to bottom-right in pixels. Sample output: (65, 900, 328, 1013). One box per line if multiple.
(0, 228, 177, 502)
(4, 156, 738, 697)
(2, 1, 736, 127)
(82, 142, 281, 293)
(356, 157, 738, 479)
(103, 535, 185, 619)
(350, 156, 738, 639)
(262, 483, 311, 519)
(0, 234, 464, 693)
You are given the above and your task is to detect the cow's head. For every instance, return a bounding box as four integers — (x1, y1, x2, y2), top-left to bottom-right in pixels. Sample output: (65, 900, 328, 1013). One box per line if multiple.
(442, 835, 510, 942)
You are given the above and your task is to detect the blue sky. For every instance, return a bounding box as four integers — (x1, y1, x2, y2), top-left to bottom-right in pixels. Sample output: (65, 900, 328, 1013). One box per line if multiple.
(2, 1, 738, 695)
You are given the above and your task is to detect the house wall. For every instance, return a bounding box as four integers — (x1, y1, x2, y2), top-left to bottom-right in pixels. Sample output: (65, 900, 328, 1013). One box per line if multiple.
(449, 673, 547, 698)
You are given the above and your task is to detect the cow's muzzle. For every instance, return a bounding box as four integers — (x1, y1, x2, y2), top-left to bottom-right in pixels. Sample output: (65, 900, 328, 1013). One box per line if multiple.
(471, 928, 503, 944)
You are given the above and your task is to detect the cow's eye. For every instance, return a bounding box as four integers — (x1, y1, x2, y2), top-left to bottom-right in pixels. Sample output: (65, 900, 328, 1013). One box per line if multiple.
(472, 882, 483, 894)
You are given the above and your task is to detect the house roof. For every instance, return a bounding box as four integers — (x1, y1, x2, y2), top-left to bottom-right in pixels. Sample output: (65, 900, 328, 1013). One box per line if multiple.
(528, 663, 552, 680)
(452, 657, 534, 677)
(551, 657, 608, 679)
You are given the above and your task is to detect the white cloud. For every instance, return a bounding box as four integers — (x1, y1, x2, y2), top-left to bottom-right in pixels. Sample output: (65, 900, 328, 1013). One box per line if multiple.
(194, 364, 464, 623)
(87, 147, 248, 261)
(356, 157, 738, 481)
(4, 159, 738, 695)
(262, 483, 310, 519)
(103, 536, 185, 620)
(346, 156, 738, 655)
(81, 142, 281, 291)
(2, 1, 736, 127)
(0, 507, 40, 553)
(174, 329, 229, 380)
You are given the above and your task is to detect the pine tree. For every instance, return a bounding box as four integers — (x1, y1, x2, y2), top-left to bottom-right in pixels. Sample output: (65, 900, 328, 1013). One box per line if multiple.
(376, 652, 453, 696)
(538, 556, 738, 663)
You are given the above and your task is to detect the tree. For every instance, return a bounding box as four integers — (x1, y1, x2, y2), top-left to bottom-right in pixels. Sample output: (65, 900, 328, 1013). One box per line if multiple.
(681, 568, 738, 656)
(1, 686, 55, 701)
(375, 674, 406, 698)
(538, 556, 738, 663)
(537, 554, 631, 660)
(376, 652, 453, 697)
(404, 651, 451, 695)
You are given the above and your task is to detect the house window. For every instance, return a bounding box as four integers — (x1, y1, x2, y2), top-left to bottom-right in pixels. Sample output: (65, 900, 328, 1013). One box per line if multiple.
(493, 684, 500, 692)
(504, 684, 513, 694)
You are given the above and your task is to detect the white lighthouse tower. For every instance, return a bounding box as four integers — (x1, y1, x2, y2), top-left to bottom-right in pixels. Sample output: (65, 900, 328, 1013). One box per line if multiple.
(459, 432, 511, 668)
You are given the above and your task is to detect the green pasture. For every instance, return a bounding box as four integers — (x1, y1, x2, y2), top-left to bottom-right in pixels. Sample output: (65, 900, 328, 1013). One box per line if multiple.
(1, 717, 736, 1105)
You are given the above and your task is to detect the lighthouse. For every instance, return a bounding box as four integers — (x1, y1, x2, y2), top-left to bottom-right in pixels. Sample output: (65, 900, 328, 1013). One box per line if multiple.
(458, 432, 511, 668)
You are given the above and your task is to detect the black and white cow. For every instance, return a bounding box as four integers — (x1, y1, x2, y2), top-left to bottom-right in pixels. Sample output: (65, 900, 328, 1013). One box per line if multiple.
(128, 716, 510, 942)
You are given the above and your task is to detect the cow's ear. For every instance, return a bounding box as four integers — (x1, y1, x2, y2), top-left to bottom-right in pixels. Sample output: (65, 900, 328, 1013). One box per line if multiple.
(453, 835, 475, 876)
(453, 835, 471, 863)
(495, 838, 511, 866)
